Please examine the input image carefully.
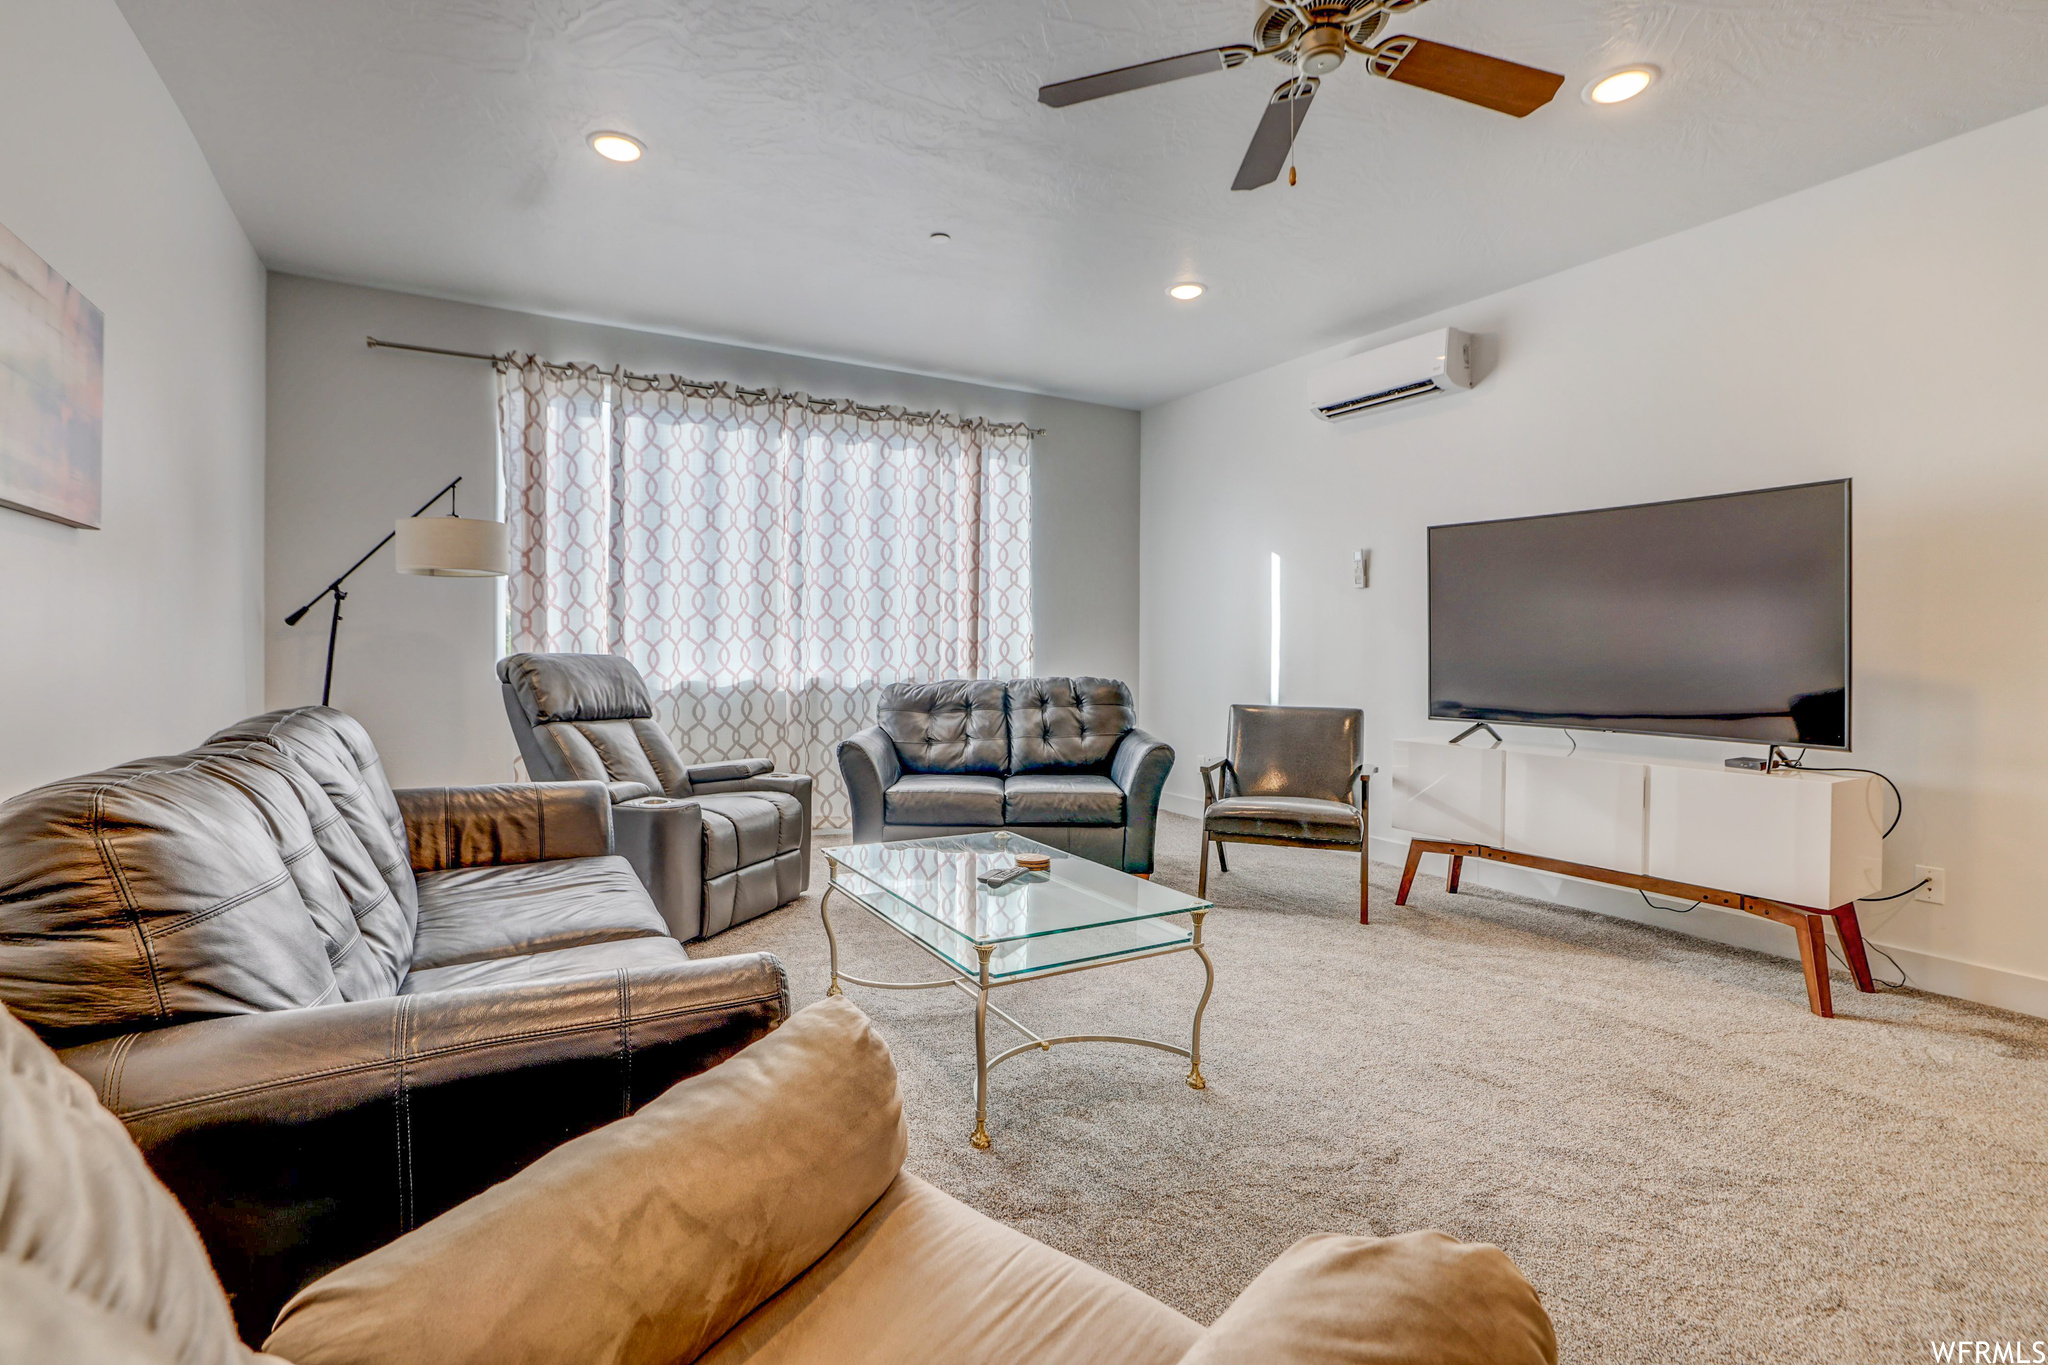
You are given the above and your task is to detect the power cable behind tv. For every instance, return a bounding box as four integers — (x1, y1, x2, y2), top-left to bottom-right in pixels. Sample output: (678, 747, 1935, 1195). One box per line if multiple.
(1781, 751, 1905, 838)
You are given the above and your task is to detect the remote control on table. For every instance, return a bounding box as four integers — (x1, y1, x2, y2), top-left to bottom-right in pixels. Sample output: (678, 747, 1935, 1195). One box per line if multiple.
(978, 865, 1032, 888)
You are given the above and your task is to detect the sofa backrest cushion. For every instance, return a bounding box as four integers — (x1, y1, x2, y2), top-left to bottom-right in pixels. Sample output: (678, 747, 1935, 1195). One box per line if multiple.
(880, 681, 1008, 775)
(0, 1004, 256, 1365)
(1007, 677, 1134, 774)
(265, 996, 907, 1365)
(208, 708, 418, 975)
(496, 653, 692, 796)
(189, 739, 405, 1002)
(532, 716, 689, 795)
(0, 752, 343, 1042)
(498, 652, 654, 725)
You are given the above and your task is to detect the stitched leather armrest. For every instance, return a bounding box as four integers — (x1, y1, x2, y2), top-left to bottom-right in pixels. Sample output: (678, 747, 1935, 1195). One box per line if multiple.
(395, 781, 613, 871)
(614, 799, 706, 940)
(607, 780, 653, 803)
(683, 757, 774, 785)
(60, 952, 789, 1345)
(1111, 728, 1175, 875)
(836, 727, 899, 845)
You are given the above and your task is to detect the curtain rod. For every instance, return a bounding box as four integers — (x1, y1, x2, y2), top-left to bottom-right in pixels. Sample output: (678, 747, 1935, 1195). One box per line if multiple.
(363, 336, 1046, 438)
(366, 337, 509, 364)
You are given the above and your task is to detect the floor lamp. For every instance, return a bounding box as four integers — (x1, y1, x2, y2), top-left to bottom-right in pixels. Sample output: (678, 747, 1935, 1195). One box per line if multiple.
(284, 475, 508, 705)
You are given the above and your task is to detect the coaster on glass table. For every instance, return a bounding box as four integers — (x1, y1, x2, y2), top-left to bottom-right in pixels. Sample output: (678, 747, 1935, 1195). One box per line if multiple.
(1015, 854, 1052, 872)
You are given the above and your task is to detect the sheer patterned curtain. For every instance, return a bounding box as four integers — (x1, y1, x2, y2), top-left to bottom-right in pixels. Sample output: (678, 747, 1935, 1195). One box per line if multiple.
(497, 357, 1034, 828)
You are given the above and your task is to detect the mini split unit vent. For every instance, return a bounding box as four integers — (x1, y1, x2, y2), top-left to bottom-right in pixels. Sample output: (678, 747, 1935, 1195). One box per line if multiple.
(1307, 327, 1474, 420)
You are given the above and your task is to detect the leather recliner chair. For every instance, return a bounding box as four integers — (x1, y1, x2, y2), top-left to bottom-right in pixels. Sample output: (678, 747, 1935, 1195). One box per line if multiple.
(497, 653, 813, 940)
(837, 677, 1173, 874)
(0, 705, 788, 1343)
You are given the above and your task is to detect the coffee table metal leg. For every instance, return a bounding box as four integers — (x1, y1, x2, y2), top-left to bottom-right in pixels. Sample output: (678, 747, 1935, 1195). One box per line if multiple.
(1188, 909, 1213, 1091)
(821, 883, 843, 997)
(971, 944, 994, 1150)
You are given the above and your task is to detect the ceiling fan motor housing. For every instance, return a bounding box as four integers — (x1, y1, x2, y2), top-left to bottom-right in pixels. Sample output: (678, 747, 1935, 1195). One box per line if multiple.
(1298, 24, 1351, 76)
(1258, 2, 1386, 65)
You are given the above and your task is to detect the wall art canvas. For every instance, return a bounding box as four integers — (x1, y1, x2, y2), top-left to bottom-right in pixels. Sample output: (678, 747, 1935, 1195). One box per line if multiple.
(0, 218, 103, 528)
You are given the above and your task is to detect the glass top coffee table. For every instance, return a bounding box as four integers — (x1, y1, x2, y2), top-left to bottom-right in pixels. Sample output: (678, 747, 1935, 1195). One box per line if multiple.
(821, 832, 1215, 1150)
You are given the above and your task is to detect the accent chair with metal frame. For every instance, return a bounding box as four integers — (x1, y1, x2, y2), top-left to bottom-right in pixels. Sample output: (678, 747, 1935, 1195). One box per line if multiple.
(1198, 704, 1376, 922)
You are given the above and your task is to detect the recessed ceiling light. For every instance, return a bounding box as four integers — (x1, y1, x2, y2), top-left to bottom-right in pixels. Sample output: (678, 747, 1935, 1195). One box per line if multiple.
(588, 131, 644, 162)
(1583, 66, 1658, 105)
(1168, 282, 1205, 301)
(929, 232, 952, 243)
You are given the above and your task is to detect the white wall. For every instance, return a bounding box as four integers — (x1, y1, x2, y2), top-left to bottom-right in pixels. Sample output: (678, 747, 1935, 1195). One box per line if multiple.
(266, 275, 1141, 788)
(1140, 104, 2048, 1018)
(0, 0, 266, 797)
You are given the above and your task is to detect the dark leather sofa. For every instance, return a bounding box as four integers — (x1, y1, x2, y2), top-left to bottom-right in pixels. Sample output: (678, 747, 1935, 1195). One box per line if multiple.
(0, 706, 788, 1342)
(497, 652, 813, 940)
(837, 677, 1173, 874)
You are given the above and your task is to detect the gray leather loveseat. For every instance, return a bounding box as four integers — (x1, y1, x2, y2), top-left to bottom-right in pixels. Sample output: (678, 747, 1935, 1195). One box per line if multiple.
(837, 678, 1172, 874)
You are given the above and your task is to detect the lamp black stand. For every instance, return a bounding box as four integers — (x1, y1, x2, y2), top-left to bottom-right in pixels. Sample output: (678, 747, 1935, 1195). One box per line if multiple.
(284, 476, 465, 705)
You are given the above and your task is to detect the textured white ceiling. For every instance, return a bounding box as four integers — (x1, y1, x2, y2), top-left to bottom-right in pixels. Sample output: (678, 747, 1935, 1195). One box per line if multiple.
(118, 0, 2048, 407)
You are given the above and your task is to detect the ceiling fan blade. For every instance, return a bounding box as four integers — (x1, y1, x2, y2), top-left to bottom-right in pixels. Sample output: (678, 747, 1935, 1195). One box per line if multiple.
(1369, 38, 1564, 117)
(1038, 47, 1251, 108)
(1231, 77, 1319, 191)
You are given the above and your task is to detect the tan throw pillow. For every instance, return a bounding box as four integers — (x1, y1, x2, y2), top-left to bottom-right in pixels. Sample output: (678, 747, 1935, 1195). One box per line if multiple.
(264, 996, 908, 1365)
(1177, 1232, 1558, 1365)
(0, 1006, 256, 1365)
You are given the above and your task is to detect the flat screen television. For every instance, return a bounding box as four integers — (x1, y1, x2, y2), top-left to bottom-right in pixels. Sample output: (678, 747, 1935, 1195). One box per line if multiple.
(1428, 479, 1851, 749)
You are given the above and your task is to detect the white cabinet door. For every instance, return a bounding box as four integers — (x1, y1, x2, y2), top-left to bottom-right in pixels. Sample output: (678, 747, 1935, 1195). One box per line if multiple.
(1646, 766, 1882, 908)
(1391, 741, 1504, 846)
(1504, 751, 1648, 873)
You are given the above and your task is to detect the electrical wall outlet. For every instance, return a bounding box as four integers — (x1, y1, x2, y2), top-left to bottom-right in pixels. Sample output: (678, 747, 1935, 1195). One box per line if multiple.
(1915, 865, 1945, 905)
(1353, 548, 1370, 588)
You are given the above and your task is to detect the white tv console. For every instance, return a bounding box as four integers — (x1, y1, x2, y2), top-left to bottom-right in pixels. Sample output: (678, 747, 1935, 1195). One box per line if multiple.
(1388, 738, 1887, 1017)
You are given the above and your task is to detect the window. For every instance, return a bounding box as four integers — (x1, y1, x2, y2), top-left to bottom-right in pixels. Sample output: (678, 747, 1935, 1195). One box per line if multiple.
(498, 358, 1033, 826)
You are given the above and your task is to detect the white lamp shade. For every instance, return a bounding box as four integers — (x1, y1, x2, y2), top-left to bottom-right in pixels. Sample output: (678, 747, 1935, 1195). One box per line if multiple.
(394, 515, 509, 577)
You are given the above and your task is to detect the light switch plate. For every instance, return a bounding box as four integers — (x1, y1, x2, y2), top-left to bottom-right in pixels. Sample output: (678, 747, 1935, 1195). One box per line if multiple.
(1353, 548, 1370, 588)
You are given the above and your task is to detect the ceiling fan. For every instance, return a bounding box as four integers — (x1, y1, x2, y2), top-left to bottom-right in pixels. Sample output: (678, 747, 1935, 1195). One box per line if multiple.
(1037, 1, 1566, 190)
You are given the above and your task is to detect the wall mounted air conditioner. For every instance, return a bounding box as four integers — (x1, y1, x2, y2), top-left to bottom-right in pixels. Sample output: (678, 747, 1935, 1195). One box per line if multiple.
(1307, 327, 1474, 420)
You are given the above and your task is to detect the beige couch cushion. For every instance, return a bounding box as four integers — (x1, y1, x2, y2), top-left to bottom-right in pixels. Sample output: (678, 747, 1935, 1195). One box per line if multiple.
(264, 996, 906, 1365)
(698, 1173, 1201, 1365)
(0, 1257, 181, 1365)
(1177, 1231, 1557, 1365)
(0, 1006, 257, 1365)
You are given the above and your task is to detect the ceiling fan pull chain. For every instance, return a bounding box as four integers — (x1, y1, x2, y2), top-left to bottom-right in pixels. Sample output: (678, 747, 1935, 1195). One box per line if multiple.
(1288, 71, 1302, 187)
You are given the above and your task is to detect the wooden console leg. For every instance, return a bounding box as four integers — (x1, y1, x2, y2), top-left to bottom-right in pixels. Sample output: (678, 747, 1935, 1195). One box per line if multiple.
(1754, 903, 1836, 1017)
(1826, 905, 1877, 993)
(1447, 855, 1464, 894)
(1395, 842, 1426, 906)
(1795, 912, 1834, 1017)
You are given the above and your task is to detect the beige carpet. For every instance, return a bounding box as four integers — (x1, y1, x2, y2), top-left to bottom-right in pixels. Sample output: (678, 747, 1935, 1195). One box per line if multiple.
(703, 813, 2048, 1362)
